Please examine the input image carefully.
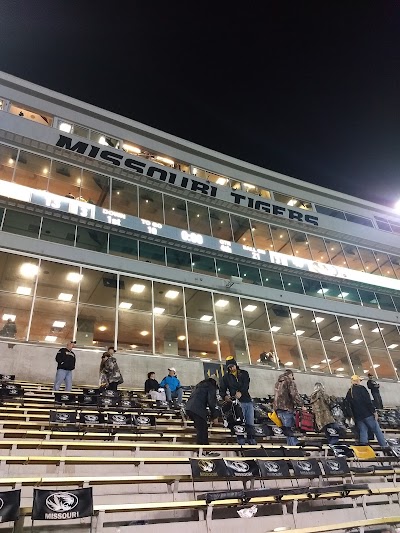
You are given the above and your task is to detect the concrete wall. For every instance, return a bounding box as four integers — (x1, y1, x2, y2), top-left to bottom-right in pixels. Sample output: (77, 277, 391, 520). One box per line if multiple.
(0, 340, 399, 403)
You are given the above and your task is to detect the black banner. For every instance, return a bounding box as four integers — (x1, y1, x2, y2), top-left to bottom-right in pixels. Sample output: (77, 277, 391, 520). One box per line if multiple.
(80, 413, 105, 426)
(190, 458, 228, 478)
(107, 413, 132, 426)
(224, 459, 259, 478)
(257, 459, 290, 478)
(54, 393, 78, 405)
(80, 395, 98, 406)
(291, 459, 322, 478)
(83, 388, 99, 395)
(329, 444, 355, 458)
(50, 411, 78, 425)
(0, 374, 15, 381)
(270, 426, 285, 437)
(0, 489, 20, 523)
(32, 488, 93, 520)
(320, 457, 350, 476)
(253, 424, 272, 437)
(134, 415, 155, 427)
(98, 396, 120, 408)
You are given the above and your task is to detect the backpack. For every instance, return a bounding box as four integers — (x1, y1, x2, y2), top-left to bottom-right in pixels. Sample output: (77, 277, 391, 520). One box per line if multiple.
(295, 410, 315, 432)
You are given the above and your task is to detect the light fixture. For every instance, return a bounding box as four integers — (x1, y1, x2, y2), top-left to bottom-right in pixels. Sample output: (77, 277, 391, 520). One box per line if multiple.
(336, 367, 344, 372)
(8, 158, 14, 165)
(201, 352, 207, 356)
(130, 344, 137, 349)
(153, 307, 165, 314)
(2, 314, 16, 321)
(321, 358, 332, 363)
(122, 143, 141, 154)
(200, 315, 213, 321)
(294, 330, 305, 336)
(177, 335, 186, 341)
(140, 331, 149, 336)
(213, 340, 220, 345)
(388, 344, 398, 349)
(243, 305, 257, 312)
(216, 177, 227, 185)
(330, 336, 341, 342)
(215, 299, 229, 308)
(52, 321, 66, 328)
(317, 288, 329, 294)
(228, 319, 240, 326)
(58, 122, 72, 133)
(192, 167, 198, 175)
(98, 326, 107, 331)
(244, 183, 255, 189)
(131, 284, 146, 293)
(16, 286, 31, 295)
(311, 364, 320, 369)
(291, 312, 299, 319)
(284, 361, 293, 366)
(58, 293, 73, 301)
(287, 199, 298, 206)
(371, 327, 383, 333)
(350, 324, 360, 329)
(373, 364, 380, 368)
(45, 335, 57, 342)
(98, 136, 107, 145)
(20, 263, 39, 278)
(66, 272, 83, 283)
(312, 317, 325, 324)
(43, 168, 48, 174)
(156, 156, 174, 166)
(339, 292, 349, 298)
(165, 290, 179, 299)
(270, 326, 281, 332)
(351, 339, 363, 344)
(119, 302, 132, 309)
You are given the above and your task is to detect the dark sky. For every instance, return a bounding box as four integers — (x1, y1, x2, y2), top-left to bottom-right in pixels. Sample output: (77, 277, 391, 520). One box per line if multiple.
(1, 1, 400, 208)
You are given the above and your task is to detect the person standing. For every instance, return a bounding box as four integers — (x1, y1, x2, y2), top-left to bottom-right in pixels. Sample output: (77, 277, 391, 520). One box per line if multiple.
(273, 368, 306, 446)
(367, 373, 383, 409)
(185, 374, 220, 456)
(99, 347, 123, 391)
(53, 340, 76, 391)
(219, 356, 256, 445)
(159, 367, 183, 405)
(309, 382, 341, 444)
(0, 318, 17, 338)
(345, 375, 388, 448)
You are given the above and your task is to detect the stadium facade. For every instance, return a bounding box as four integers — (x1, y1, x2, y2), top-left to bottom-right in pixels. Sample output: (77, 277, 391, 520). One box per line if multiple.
(0, 71, 400, 397)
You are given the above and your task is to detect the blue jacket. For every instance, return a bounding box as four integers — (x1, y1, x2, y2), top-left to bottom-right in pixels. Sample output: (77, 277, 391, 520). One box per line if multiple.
(159, 375, 181, 392)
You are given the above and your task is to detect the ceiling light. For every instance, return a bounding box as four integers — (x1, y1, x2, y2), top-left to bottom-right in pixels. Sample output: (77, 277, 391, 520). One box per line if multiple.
(284, 361, 293, 366)
(140, 330, 149, 336)
(130, 344, 137, 349)
(312, 317, 325, 324)
(98, 136, 107, 145)
(43, 168, 48, 174)
(58, 122, 72, 133)
(8, 158, 14, 165)
(339, 292, 349, 298)
(66, 272, 83, 283)
(243, 305, 257, 312)
(200, 315, 213, 321)
(244, 183, 255, 189)
(336, 367, 344, 372)
(216, 177, 227, 185)
(287, 199, 298, 206)
(311, 364, 320, 369)
(201, 352, 207, 356)
(131, 284, 145, 293)
(350, 324, 360, 329)
(371, 327, 383, 333)
(119, 302, 132, 309)
(388, 344, 398, 349)
(165, 290, 179, 299)
(294, 330, 305, 336)
(122, 143, 141, 154)
(192, 168, 198, 175)
(20, 263, 39, 278)
(98, 326, 107, 331)
(2, 314, 16, 321)
(291, 312, 299, 319)
(317, 288, 329, 294)
(156, 156, 174, 166)
(373, 364, 380, 368)
(16, 286, 31, 295)
(45, 335, 57, 342)
(153, 307, 165, 315)
(177, 335, 186, 341)
(330, 336, 341, 341)
(228, 319, 240, 326)
(270, 326, 281, 332)
(351, 339, 363, 344)
(215, 299, 229, 308)
(58, 293, 73, 301)
(321, 358, 332, 363)
(52, 321, 66, 328)
(213, 340, 220, 345)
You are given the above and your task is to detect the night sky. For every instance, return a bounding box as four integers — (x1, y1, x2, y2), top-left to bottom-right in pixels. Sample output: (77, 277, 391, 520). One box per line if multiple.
(1, 1, 400, 208)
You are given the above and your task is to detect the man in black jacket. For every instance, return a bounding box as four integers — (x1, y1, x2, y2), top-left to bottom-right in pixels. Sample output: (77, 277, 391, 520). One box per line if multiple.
(219, 356, 256, 445)
(345, 375, 387, 447)
(185, 374, 220, 456)
(53, 341, 76, 391)
(367, 373, 383, 409)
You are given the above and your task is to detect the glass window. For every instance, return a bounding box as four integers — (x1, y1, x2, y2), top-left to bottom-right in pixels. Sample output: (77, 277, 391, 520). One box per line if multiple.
(389, 256, 400, 279)
(345, 213, 374, 227)
(111, 178, 137, 216)
(307, 234, 329, 263)
(90, 131, 120, 149)
(392, 295, 400, 312)
(214, 294, 248, 365)
(315, 205, 346, 219)
(358, 289, 379, 308)
(0, 292, 31, 341)
(81, 171, 110, 208)
(9, 103, 52, 126)
(185, 289, 218, 360)
(117, 276, 152, 353)
(238, 264, 261, 285)
(374, 251, 397, 278)
(191, 254, 216, 275)
(338, 285, 361, 305)
(230, 214, 252, 245)
(154, 283, 186, 356)
(315, 312, 352, 375)
(0, 143, 17, 183)
(139, 241, 166, 265)
(358, 247, 380, 275)
(251, 221, 274, 252)
(290, 308, 327, 373)
(138, 187, 163, 224)
(381, 325, 400, 376)
(14, 150, 50, 190)
(273, 193, 312, 210)
(342, 244, 364, 272)
(40, 218, 76, 246)
(271, 227, 293, 255)
(76, 226, 108, 253)
(260, 268, 283, 290)
(164, 195, 188, 230)
(166, 248, 192, 270)
(48, 161, 81, 199)
(216, 259, 239, 279)
(281, 273, 304, 294)
(209, 209, 232, 240)
(375, 293, 396, 312)
(336, 317, 372, 376)
(358, 319, 396, 379)
(187, 202, 211, 236)
(266, 303, 304, 371)
(320, 281, 343, 302)
(241, 299, 275, 366)
(109, 235, 138, 259)
(72, 124, 90, 139)
(289, 231, 313, 260)
(2, 209, 41, 238)
(325, 240, 348, 268)
(376, 220, 392, 231)
(302, 278, 323, 298)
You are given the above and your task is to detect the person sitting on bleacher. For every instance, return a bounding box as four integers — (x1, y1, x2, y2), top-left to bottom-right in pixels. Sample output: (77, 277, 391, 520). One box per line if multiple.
(159, 367, 183, 406)
(345, 375, 388, 449)
(99, 347, 124, 391)
(273, 368, 306, 446)
(309, 382, 341, 444)
(144, 372, 166, 401)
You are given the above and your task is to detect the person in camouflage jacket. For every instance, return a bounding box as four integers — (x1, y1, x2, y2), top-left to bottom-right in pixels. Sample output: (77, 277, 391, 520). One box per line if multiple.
(273, 369, 305, 445)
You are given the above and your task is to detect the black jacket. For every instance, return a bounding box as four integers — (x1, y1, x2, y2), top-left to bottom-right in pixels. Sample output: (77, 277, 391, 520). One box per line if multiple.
(185, 379, 219, 421)
(145, 378, 159, 393)
(345, 384, 375, 421)
(219, 367, 252, 403)
(55, 348, 76, 371)
(367, 378, 380, 393)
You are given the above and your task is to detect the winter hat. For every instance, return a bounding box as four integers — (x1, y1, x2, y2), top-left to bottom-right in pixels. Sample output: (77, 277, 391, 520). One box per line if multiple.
(226, 356, 237, 369)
